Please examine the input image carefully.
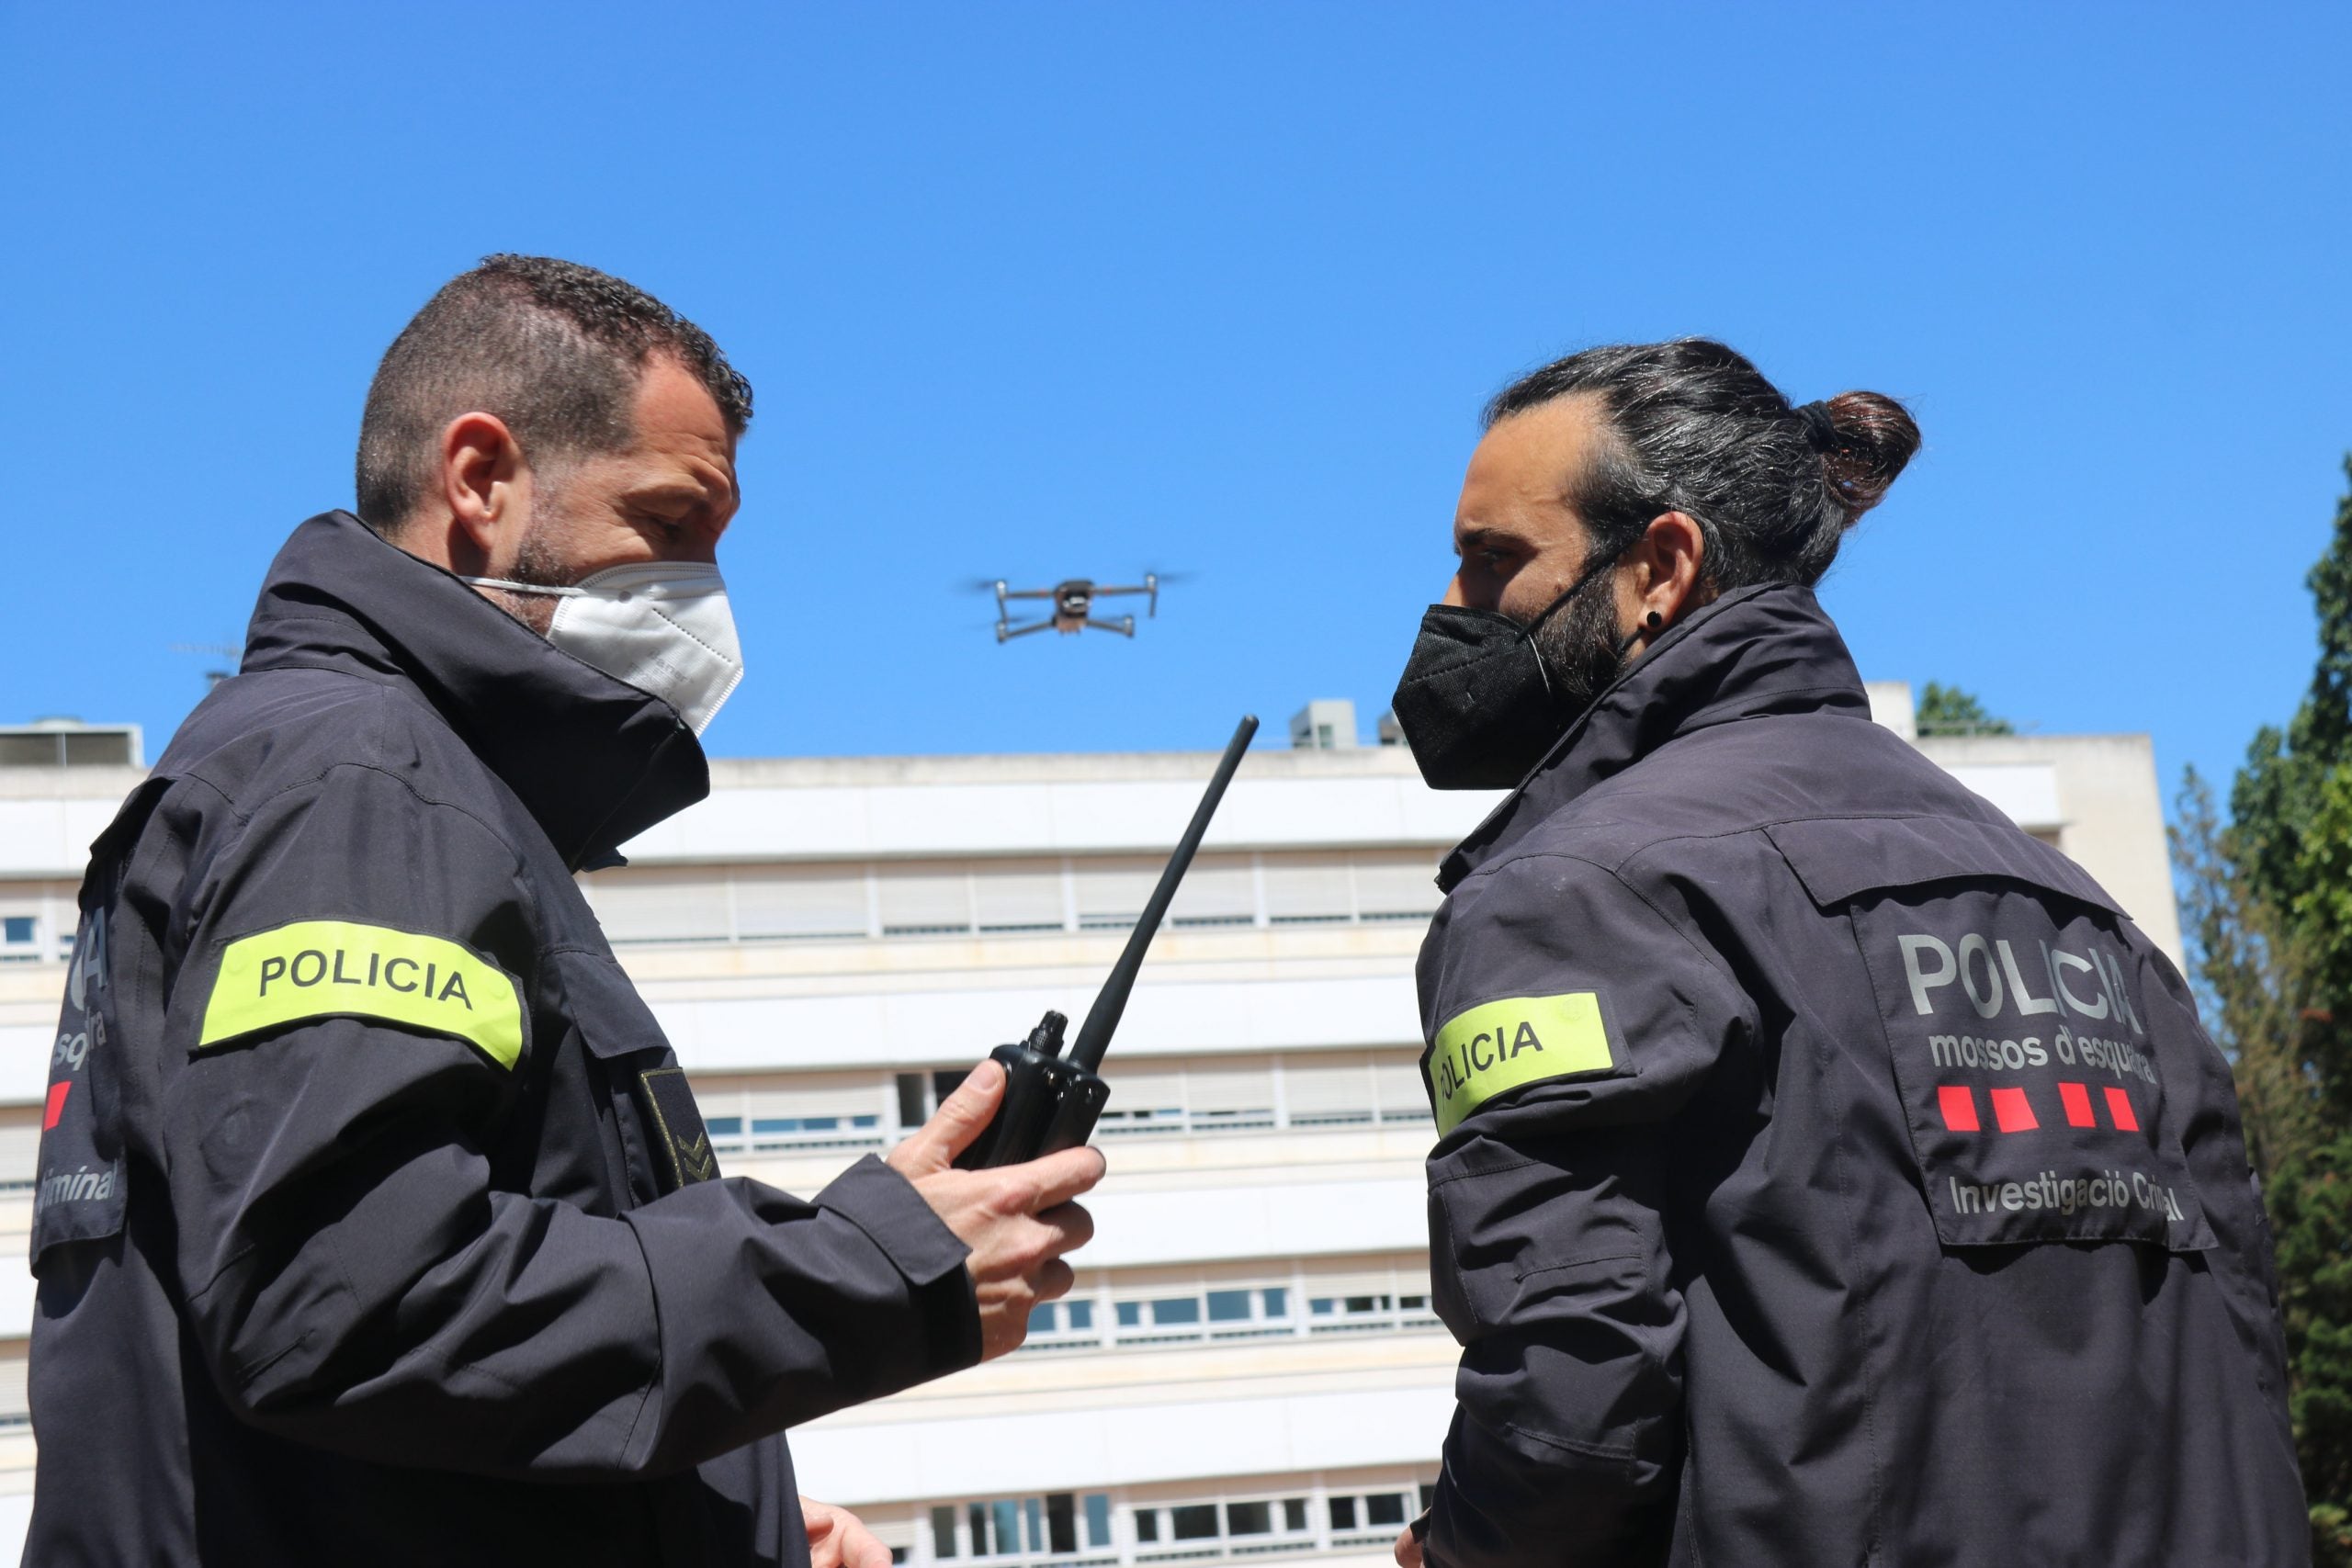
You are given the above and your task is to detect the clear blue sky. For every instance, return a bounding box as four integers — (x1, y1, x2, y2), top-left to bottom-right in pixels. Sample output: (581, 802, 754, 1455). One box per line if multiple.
(5, 3, 2348, 807)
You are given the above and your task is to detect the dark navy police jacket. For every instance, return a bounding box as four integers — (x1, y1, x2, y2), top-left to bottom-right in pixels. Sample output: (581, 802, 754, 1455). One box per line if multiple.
(1417, 585, 2305, 1568)
(27, 513, 979, 1566)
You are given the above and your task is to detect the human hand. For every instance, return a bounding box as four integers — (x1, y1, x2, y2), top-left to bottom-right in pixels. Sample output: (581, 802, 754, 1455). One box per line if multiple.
(1394, 1516, 1427, 1568)
(887, 1061, 1105, 1359)
(804, 1497, 891, 1568)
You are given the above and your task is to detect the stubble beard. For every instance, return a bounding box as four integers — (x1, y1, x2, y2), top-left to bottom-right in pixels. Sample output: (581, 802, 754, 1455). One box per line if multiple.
(479, 488, 581, 637)
(1524, 565, 1631, 719)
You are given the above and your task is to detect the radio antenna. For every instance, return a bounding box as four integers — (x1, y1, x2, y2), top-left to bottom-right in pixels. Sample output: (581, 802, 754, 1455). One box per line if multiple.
(1066, 715, 1258, 1073)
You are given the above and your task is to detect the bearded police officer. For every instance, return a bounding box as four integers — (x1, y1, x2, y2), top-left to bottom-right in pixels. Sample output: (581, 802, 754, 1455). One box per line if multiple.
(1386, 341, 2305, 1567)
(26, 256, 1104, 1567)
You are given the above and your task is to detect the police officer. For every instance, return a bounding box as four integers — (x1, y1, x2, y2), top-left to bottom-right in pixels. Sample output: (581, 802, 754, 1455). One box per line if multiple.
(1385, 340, 2306, 1566)
(26, 255, 1104, 1567)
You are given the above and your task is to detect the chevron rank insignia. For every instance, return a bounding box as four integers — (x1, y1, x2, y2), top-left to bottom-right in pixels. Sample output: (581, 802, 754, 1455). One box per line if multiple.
(637, 1066, 721, 1190)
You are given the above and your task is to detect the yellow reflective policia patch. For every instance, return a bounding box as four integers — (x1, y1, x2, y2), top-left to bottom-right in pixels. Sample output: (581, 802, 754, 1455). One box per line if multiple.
(198, 920, 524, 1069)
(1426, 991, 1614, 1135)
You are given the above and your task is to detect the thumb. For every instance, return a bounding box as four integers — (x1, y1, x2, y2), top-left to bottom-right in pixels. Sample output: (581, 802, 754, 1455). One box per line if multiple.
(897, 1060, 1003, 1172)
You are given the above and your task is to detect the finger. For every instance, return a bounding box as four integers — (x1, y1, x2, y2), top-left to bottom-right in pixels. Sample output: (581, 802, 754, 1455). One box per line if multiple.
(1030, 1258, 1076, 1302)
(1015, 1144, 1108, 1211)
(844, 1522, 893, 1568)
(899, 1061, 1003, 1169)
(802, 1506, 840, 1568)
(1033, 1200, 1096, 1258)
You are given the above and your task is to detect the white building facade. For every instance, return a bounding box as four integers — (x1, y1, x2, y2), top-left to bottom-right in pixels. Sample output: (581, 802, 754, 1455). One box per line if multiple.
(0, 694, 2179, 1561)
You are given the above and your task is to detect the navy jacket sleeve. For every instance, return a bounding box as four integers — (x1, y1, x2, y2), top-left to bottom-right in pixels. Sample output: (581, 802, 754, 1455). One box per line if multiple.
(1417, 853, 1754, 1568)
(2136, 941, 2297, 1413)
(155, 763, 977, 1479)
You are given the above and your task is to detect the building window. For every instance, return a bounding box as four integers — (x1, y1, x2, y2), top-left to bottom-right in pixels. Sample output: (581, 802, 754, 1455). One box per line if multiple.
(0, 916, 38, 962)
(1169, 1505, 1218, 1541)
(930, 1493, 1113, 1563)
(679, 1055, 1434, 1176)
(582, 850, 1444, 948)
(1103, 1286, 1289, 1347)
(704, 1112, 883, 1154)
(1080, 1055, 1428, 1143)
(1024, 1298, 1096, 1347)
(896, 1069, 985, 1130)
(1305, 1293, 1439, 1335)
(1129, 1495, 1314, 1560)
(696, 1080, 890, 1156)
(973, 860, 1068, 933)
(1165, 857, 1257, 929)
(1014, 1277, 1431, 1357)
(1073, 859, 1162, 932)
(908, 1480, 1435, 1566)
(1327, 1491, 1417, 1543)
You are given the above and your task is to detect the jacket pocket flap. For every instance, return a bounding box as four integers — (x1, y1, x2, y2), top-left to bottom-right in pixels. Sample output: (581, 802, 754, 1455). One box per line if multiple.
(549, 950, 672, 1059)
(1766, 814, 2124, 918)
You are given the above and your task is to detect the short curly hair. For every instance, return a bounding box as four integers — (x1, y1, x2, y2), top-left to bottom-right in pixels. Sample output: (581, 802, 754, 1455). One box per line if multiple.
(354, 254, 753, 532)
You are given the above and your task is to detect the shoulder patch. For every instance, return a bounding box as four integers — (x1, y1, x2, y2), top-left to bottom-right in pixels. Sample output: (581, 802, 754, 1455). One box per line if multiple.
(198, 919, 524, 1069)
(1427, 991, 1618, 1135)
(637, 1066, 722, 1190)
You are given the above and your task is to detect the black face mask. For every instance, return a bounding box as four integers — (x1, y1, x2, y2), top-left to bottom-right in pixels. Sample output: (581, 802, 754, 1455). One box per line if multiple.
(1389, 554, 1634, 790)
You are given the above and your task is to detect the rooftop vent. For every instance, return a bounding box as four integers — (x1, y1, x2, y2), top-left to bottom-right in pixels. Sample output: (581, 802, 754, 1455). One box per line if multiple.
(0, 720, 144, 769)
(1289, 699, 1359, 750)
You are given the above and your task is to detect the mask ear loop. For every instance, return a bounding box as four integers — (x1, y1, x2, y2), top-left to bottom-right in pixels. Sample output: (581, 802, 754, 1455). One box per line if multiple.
(1517, 551, 1619, 698)
(458, 575, 584, 598)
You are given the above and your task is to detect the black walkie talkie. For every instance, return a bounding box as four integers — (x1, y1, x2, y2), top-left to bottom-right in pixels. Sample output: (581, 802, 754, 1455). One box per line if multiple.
(954, 715, 1259, 1169)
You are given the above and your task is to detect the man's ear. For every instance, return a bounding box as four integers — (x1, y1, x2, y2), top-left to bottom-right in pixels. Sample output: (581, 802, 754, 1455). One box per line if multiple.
(1630, 511, 1708, 628)
(438, 412, 526, 560)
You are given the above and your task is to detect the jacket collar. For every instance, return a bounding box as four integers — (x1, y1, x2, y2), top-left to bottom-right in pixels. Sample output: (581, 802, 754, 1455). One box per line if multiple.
(239, 511, 709, 870)
(1437, 581, 1871, 891)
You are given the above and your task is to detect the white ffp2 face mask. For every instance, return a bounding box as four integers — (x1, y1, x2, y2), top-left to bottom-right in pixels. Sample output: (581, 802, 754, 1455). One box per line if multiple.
(463, 561, 745, 736)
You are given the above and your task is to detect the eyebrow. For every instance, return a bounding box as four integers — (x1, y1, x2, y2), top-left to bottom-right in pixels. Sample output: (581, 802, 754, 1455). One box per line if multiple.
(628, 469, 736, 511)
(631, 482, 714, 504)
(1453, 525, 1523, 556)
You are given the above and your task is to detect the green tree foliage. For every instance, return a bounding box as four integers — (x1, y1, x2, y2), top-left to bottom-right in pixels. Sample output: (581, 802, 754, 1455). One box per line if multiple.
(2171, 773, 2312, 1177)
(2180, 458, 2352, 1560)
(1915, 682, 2016, 736)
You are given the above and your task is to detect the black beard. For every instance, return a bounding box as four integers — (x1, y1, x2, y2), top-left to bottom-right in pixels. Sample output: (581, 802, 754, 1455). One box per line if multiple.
(1524, 565, 1628, 718)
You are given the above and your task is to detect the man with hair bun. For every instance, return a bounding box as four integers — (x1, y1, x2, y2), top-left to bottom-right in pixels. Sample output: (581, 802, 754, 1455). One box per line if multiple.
(1388, 340, 2304, 1566)
(23, 255, 1104, 1567)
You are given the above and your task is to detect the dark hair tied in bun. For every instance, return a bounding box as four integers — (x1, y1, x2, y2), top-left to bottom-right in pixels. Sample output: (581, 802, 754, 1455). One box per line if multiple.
(1487, 340, 1918, 590)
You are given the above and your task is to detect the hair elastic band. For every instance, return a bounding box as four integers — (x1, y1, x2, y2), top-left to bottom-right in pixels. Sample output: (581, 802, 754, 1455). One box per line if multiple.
(1793, 400, 1839, 450)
